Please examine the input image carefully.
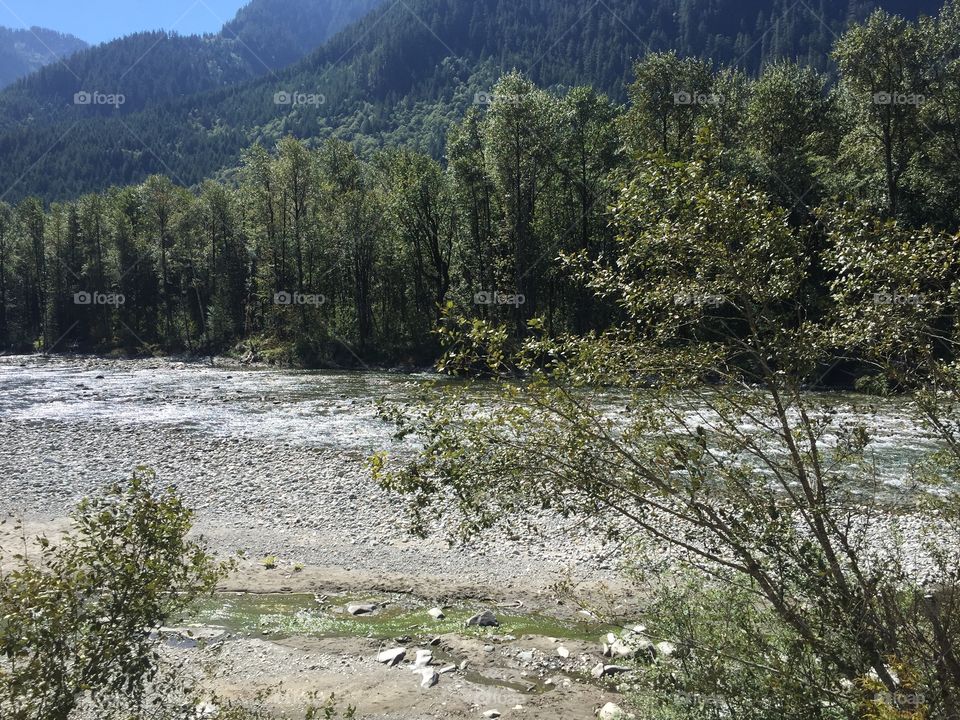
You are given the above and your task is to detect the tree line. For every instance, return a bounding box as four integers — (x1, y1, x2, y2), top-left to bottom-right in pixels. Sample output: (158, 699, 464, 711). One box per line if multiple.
(0, 5, 958, 368)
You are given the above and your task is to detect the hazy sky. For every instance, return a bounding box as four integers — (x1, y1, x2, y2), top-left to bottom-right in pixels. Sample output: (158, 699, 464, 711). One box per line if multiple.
(0, 0, 250, 44)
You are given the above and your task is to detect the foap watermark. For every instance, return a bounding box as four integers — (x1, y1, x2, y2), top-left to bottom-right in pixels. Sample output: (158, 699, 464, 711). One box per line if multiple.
(474, 91, 526, 106)
(632, 691, 726, 711)
(274, 291, 326, 307)
(74, 90, 125, 108)
(874, 691, 926, 709)
(873, 291, 922, 306)
(74, 290, 125, 306)
(667, 691, 726, 708)
(673, 91, 723, 106)
(674, 292, 724, 307)
(474, 290, 526, 307)
(471, 687, 517, 709)
(274, 90, 326, 108)
(873, 91, 925, 106)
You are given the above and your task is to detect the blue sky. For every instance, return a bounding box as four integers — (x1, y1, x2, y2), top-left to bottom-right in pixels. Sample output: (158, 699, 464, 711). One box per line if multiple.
(0, 0, 250, 44)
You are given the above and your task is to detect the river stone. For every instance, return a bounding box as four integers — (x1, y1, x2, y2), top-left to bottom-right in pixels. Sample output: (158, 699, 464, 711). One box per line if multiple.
(608, 639, 634, 659)
(413, 649, 433, 669)
(557, 646, 570, 658)
(483, 711, 501, 719)
(591, 662, 633, 679)
(466, 610, 499, 627)
(598, 702, 628, 719)
(347, 603, 378, 616)
(655, 641, 677, 658)
(419, 668, 439, 688)
(438, 664, 457, 674)
(517, 650, 534, 662)
(614, 636, 656, 660)
(194, 702, 219, 718)
(428, 607, 445, 620)
(377, 647, 406, 666)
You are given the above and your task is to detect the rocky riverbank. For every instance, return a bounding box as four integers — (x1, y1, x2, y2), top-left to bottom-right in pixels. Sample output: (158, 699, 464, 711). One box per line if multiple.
(0, 355, 640, 717)
(1, 354, 952, 719)
(0, 415, 625, 603)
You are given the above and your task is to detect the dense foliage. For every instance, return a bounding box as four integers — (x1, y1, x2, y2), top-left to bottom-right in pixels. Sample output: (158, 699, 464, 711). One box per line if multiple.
(223, 0, 384, 71)
(371, 77, 960, 720)
(0, 0, 944, 201)
(0, 471, 229, 719)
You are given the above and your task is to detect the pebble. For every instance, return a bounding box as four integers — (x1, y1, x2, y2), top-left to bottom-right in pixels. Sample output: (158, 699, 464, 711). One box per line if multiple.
(346, 603, 378, 616)
(466, 610, 499, 627)
(598, 702, 627, 719)
(413, 649, 433, 669)
(377, 647, 406, 666)
(419, 668, 439, 688)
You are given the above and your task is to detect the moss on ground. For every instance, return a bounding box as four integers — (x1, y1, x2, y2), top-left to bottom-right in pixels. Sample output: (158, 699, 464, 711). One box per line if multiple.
(186, 592, 616, 642)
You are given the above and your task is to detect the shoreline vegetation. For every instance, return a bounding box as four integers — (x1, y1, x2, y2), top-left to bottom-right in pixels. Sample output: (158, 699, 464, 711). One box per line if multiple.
(0, 5, 958, 383)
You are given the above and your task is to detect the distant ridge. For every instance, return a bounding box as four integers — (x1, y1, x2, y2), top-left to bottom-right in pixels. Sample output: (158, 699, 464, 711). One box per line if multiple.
(0, 0, 385, 131)
(0, 26, 88, 88)
(0, 0, 945, 202)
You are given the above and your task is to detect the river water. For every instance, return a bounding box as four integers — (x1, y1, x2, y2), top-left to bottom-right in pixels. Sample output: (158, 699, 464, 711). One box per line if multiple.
(0, 355, 940, 477)
(0, 355, 431, 453)
(0, 353, 951, 599)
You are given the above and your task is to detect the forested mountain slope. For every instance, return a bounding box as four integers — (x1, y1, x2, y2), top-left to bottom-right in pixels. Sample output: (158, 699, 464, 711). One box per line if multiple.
(0, 26, 87, 89)
(0, 0, 384, 132)
(0, 0, 943, 202)
(223, 0, 384, 70)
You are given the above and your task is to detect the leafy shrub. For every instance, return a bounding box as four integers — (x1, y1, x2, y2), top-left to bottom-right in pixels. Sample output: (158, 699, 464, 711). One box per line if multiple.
(0, 469, 230, 719)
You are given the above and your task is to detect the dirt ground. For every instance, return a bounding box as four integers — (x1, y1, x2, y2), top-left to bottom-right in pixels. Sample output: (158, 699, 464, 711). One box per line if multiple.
(181, 631, 624, 719)
(1, 518, 640, 719)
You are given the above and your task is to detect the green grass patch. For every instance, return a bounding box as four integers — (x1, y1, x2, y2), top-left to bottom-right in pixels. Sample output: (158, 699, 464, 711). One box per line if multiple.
(185, 592, 616, 642)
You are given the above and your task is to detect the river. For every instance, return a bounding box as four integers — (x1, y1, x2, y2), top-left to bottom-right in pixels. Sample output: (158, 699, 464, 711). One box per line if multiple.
(0, 354, 938, 483)
(0, 354, 945, 588)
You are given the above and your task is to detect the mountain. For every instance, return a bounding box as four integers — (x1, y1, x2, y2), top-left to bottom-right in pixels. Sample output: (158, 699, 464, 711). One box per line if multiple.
(0, 26, 88, 88)
(0, 0, 945, 202)
(0, 0, 384, 133)
(223, 0, 384, 70)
